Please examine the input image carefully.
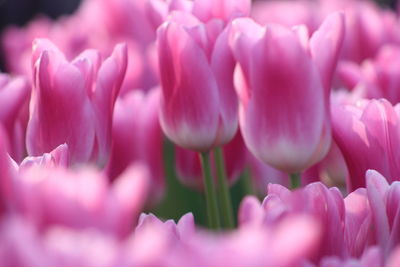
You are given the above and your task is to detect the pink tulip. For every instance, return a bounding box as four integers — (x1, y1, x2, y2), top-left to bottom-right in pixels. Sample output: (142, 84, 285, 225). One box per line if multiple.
(332, 99, 400, 191)
(229, 12, 344, 173)
(247, 153, 289, 195)
(0, 125, 12, 216)
(191, 0, 250, 23)
(366, 170, 400, 257)
(319, 246, 382, 267)
(147, 0, 250, 29)
(388, 247, 400, 267)
(238, 183, 348, 260)
(265, 182, 347, 259)
(107, 88, 165, 201)
(3, 164, 149, 239)
(19, 143, 69, 171)
(0, 215, 122, 267)
(339, 1, 397, 63)
(175, 130, 246, 190)
(251, 0, 320, 32)
(339, 45, 400, 105)
(157, 12, 238, 151)
(169, 214, 321, 267)
(302, 140, 349, 188)
(27, 39, 127, 166)
(0, 74, 30, 162)
(343, 188, 374, 257)
(124, 212, 195, 266)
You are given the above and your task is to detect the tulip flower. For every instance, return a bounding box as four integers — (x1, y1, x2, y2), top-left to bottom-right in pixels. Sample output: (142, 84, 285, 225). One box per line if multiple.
(319, 247, 382, 267)
(107, 88, 165, 201)
(229, 12, 344, 173)
(0, 74, 30, 162)
(302, 140, 349, 188)
(19, 143, 69, 171)
(157, 12, 239, 228)
(338, 45, 400, 105)
(157, 12, 238, 151)
(332, 99, 400, 191)
(1, 163, 148, 239)
(366, 170, 400, 257)
(147, 0, 250, 30)
(27, 39, 127, 166)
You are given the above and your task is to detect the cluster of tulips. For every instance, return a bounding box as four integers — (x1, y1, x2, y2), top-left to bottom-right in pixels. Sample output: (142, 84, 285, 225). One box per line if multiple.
(2, 0, 400, 266)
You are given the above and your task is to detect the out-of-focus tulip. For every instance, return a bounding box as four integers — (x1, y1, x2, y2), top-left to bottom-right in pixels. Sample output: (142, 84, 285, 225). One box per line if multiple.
(107, 88, 164, 201)
(168, 214, 321, 267)
(366, 170, 400, 257)
(264, 182, 347, 260)
(247, 153, 289, 195)
(239, 183, 355, 261)
(0, 125, 12, 216)
(19, 143, 69, 171)
(157, 12, 238, 151)
(1, 163, 149, 239)
(338, 1, 398, 64)
(147, 0, 250, 30)
(0, 74, 30, 162)
(302, 141, 348, 189)
(332, 99, 400, 191)
(229, 13, 344, 173)
(318, 246, 382, 267)
(251, 0, 320, 32)
(343, 188, 374, 257)
(175, 131, 246, 190)
(27, 39, 127, 166)
(338, 45, 400, 105)
(1, 17, 52, 76)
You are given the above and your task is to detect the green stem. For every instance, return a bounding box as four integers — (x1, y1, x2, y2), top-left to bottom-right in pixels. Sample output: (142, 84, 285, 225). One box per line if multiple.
(214, 147, 235, 228)
(241, 167, 255, 196)
(290, 173, 301, 189)
(200, 152, 221, 229)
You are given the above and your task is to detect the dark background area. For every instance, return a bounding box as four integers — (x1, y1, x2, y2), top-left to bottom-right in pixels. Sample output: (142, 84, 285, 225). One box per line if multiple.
(0, 0, 81, 32)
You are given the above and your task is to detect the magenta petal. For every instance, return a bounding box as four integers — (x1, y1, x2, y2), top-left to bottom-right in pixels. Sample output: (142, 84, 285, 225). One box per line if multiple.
(310, 12, 345, 95)
(366, 170, 390, 252)
(92, 43, 128, 166)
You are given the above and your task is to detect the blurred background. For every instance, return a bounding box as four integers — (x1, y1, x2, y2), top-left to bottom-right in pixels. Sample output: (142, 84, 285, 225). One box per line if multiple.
(0, 0, 397, 32)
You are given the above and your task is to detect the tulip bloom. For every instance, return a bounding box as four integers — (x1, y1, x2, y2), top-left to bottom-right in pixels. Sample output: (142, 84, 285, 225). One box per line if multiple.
(157, 12, 238, 151)
(332, 99, 400, 191)
(0, 74, 30, 162)
(339, 45, 400, 105)
(147, 0, 250, 29)
(366, 170, 400, 256)
(108, 88, 165, 201)
(1, 163, 149, 239)
(230, 13, 344, 173)
(27, 39, 127, 166)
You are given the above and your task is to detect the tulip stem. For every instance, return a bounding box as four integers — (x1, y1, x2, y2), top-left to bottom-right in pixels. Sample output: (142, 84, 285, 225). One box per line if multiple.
(242, 168, 256, 196)
(214, 147, 235, 229)
(200, 152, 221, 229)
(290, 173, 301, 189)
